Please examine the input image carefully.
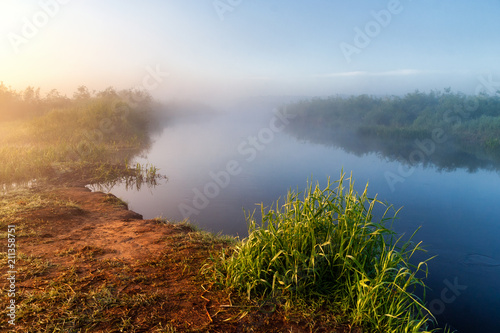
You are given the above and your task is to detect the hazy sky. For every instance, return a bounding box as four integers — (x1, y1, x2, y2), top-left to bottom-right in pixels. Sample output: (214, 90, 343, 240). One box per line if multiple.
(1, 0, 499, 100)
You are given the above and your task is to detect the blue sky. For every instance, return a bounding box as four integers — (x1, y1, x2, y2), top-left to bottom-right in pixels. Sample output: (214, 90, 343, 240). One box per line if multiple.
(1, 0, 499, 100)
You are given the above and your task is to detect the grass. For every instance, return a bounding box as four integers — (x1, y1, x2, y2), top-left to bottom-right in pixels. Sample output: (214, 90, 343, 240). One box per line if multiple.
(10, 265, 166, 332)
(0, 170, 453, 331)
(0, 186, 87, 241)
(154, 217, 238, 248)
(1, 84, 457, 331)
(212, 171, 445, 332)
(0, 87, 164, 187)
(0, 212, 235, 332)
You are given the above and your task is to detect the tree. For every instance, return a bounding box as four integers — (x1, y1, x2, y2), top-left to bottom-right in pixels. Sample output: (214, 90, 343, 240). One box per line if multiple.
(73, 85, 91, 100)
(23, 86, 40, 103)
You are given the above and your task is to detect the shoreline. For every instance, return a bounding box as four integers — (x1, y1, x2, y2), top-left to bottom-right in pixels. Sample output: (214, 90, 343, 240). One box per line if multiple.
(1, 182, 340, 332)
(1, 182, 224, 331)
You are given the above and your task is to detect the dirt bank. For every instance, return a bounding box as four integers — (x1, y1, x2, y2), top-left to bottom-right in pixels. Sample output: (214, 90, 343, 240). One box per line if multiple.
(1, 184, 339, 332)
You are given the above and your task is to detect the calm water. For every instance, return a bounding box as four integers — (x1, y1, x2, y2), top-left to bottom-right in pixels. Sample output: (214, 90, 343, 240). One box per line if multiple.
(106, 103, 500, 332)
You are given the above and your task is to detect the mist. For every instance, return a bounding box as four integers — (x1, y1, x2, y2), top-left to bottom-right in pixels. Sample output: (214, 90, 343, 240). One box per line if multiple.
(2, 1, 500, 332)
(2, 0, 499, 107)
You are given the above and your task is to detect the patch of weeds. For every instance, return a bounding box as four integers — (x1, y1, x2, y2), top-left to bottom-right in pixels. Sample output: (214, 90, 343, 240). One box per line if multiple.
(0, 189, 86, 238)
(0, 252, 55, 279)
(103, 193, 128, 208)
(52, 196, 84, 211)
(75, 245, 108, 261)
(154, 216, 238, 248)
(6, 260, 165, 332)
(188, 229, 238, 247)
(131, 273, 152, 284)
(154, 217, 196, 230)
(17, 253, 57, 278)
(89, 285, 120, 308)
(143, 253, 172, 269)
(153, 322, 178, 332)
(118, 316, 137, 332)
(56, 247, 78, 257)
(0, 188, 38, 228)
(102, 258, 128, 268)
(152, 216, 169, 224)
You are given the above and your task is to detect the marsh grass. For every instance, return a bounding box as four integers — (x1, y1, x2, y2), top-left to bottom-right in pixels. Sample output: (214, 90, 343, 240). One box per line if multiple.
(0, 89, 161, 186)
(215, 172, 440, 332)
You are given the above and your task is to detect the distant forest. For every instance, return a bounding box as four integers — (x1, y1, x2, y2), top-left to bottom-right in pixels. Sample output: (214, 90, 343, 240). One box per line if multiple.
(285, 90, 500, 171)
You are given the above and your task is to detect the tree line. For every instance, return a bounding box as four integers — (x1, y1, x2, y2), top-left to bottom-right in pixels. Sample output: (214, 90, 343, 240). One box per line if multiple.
(285, 89, 500, 170)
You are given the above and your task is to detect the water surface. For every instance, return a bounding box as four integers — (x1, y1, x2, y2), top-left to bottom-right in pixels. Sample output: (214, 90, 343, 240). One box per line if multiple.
(108, 103, 500, 332)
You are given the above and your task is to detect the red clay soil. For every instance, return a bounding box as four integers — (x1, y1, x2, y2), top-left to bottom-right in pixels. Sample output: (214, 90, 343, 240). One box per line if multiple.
(1, 185, 351, 332)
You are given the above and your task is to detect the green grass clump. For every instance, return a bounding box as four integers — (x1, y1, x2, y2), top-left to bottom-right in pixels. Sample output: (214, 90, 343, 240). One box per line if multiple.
(217, 172, 437, 332)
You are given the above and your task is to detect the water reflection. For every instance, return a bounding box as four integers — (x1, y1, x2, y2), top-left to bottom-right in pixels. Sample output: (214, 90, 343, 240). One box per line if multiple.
(285, 121, 500, 173)
(87, 166, 167, 193)
(1, 179, 39, 193)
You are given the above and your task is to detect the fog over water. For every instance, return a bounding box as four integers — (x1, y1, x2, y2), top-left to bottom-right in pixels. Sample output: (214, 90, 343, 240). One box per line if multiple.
(101, 99, 500, 332)
(4, 1, 500, 331)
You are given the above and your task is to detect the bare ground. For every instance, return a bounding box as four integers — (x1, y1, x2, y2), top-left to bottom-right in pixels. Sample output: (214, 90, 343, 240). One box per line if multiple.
(0, 184, 350, 332)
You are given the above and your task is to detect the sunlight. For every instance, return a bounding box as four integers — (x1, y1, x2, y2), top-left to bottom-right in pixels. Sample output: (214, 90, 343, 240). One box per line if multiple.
(1, 1, 499, 331)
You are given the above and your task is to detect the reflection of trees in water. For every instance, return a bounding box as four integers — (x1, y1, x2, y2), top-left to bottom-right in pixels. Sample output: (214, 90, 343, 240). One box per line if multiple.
(282, 91, 500, 173)
(286, 122, 500, 173)
(87, 168, 167, 193)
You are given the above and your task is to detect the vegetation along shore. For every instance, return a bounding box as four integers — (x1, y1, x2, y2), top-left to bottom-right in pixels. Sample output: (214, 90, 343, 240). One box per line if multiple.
(285, 89, 500, 172)
(0, 85, 458, 332)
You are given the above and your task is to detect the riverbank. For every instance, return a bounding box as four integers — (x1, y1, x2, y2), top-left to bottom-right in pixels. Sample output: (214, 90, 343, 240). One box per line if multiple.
(0, 85, 444, 332)
(1, 181, 357, 332)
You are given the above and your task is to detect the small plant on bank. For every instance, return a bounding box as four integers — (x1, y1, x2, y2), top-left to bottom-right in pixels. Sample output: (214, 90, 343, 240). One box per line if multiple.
(216, 171, 438, 332)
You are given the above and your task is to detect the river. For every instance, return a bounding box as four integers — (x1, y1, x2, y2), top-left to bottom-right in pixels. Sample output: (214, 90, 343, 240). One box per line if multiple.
(105, 100, 500, 332)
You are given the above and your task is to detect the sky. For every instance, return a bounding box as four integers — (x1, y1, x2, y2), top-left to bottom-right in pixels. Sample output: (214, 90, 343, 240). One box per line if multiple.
(1, 0, 499, 102)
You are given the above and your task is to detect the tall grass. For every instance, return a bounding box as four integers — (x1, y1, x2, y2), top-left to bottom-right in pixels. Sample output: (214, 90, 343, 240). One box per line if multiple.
(217, 172, 438, 332)
(0, 89, 156, 185)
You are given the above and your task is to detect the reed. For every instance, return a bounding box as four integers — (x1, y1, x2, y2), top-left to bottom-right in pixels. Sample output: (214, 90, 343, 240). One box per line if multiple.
(217, 172, 440, 332)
